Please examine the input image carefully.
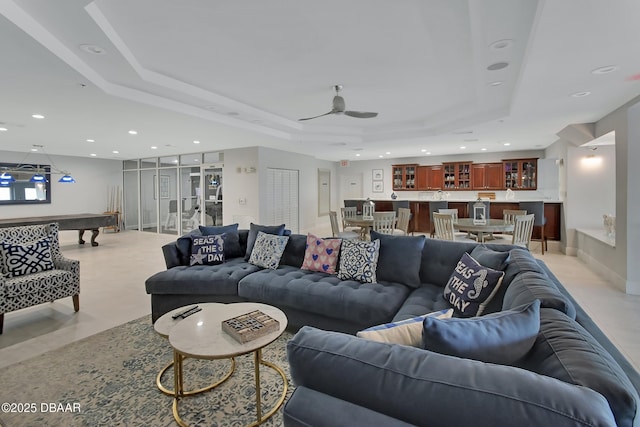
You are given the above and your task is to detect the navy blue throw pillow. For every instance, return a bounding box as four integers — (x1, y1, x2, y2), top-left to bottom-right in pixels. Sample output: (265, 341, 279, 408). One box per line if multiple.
(443, 252, 505, 317)
(199, 224, 243, 258)
(422, 300, 541, 365)
(190, 234, 225, 266)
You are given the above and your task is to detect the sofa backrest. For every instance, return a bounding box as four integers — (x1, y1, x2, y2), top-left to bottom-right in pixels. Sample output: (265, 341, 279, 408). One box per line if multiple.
(418, 239, 483, 286)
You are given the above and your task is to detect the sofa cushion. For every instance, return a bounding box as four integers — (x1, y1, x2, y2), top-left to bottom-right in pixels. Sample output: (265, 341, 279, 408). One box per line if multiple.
(189, 234, 225, 266)
(337, 239, 380, 284)
(502, 270, 576, 319)
(422, 300, 540, 365)
(145, 258, 260, 295)
(518, 308, 639, 427)
(199, 223, 243, 258)
(357, 308, 453, 347)
(248, 232, 289, 270)
(301, 233, 341, 274)
(279, 234, 307, 268)
(244, 223, 285, 260)
(1, 237, 55, 278)
(370, 231, 425, 288)
(287, 326, 617, 427)
(418, 238, 479, 286)
(469, 245, 510, 271)
(392, 285, 455, 322)
(238, 266, 410, 326)
(442, 252, 505, 317)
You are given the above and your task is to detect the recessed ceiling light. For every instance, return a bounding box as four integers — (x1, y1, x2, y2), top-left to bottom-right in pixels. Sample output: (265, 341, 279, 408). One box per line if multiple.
(591, 65, 618, 75)
(90, 153, 97, 157)
(489, 81, 503, 86)
(571, 91, 591, 98)
(0, 127, 7, 131)
(128, 130, 138, 135)
(355, 153, 361, 157)
(112, 150, 119, 154)
(425, 151, 431, 155)
(32, 114, 45, 119)
(378, 155, 384, 158)
(86, 139, 95, 142)
(503, 142, 511, 146)
(487, 62, 509, 71)
(460, 146, 466, 149)
(421, 149, 427, 152)
(489, 39, 513, 50)
(79, 44, 107, 55)
(151, 146, 157, 149)
(385, 151, 391, 155)
(30, 147, 38, 151)
(481, 148, 487, 151)
(193, 140, 201, 144)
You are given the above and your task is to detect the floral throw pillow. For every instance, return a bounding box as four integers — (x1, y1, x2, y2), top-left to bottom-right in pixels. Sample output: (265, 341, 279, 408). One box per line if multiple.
(301, 233, 342, 274)
(248, 231, 289, 270)
(337, 239, 380, 283)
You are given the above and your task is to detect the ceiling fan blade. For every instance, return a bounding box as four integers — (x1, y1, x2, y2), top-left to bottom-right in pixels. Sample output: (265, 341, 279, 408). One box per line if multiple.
(344, 111, 378, 119)
(298, 111, 335, 121)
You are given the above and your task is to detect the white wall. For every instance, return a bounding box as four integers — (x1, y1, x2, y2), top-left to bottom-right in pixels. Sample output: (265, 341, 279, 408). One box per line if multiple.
(256, 147, 337, 234)
(222, 147, 260, 228)
(0, 150, 122, 219)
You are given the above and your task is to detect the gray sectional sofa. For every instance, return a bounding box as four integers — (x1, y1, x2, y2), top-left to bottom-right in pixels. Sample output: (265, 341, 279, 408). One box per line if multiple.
(145, 224, 640, 427)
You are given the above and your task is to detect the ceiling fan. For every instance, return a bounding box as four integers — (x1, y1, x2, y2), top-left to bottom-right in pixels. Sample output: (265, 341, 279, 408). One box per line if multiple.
(299, 85, 378, 121)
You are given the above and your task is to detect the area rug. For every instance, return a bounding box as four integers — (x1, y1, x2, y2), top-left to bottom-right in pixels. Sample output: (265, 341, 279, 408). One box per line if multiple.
(0, 316, 294, 427)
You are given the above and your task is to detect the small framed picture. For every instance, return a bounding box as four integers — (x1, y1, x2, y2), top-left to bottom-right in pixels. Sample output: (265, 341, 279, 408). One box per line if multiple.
(372, 169, 384, 181)
(372, 181, 384, 193)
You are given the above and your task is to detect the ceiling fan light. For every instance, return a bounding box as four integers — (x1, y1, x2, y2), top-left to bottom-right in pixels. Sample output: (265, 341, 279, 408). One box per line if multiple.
(58, 174, 76, 183)
(30, 174, 48, 183)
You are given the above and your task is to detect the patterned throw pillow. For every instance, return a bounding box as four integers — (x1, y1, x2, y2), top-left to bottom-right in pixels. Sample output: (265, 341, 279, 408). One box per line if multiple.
(301, 233, 342, 274)
(248, 231, 289, 270)
(190, 234, 225, 266)
(0, 237, 55, 278)
(443, 252, 505, 317)
(337, 239, 380, 283)
(357, 308, 453, 347)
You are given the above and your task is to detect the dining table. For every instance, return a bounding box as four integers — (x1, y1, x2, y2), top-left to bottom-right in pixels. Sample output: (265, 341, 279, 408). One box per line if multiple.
(454, 218, 514, 243)
(343, 214, 374, 240)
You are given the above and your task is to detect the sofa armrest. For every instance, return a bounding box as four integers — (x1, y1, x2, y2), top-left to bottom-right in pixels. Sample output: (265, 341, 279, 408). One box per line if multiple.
(162, 242, 183, 269)
(287, 327, 616, 427)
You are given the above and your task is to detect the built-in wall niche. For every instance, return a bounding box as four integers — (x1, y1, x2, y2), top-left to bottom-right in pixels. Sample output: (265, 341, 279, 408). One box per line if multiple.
(0, 162, 52, 205)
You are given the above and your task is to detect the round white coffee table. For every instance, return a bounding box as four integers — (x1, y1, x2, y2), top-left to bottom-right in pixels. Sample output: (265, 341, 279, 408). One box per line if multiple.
(154, 303, 236, 396)
(168, 302, 288, 427)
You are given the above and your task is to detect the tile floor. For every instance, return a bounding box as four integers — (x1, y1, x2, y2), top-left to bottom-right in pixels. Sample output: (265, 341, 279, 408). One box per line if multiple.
(1, 228, 639, 373)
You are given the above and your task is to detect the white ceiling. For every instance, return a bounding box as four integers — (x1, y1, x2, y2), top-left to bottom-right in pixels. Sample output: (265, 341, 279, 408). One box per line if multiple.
(1, 0, 639, 162)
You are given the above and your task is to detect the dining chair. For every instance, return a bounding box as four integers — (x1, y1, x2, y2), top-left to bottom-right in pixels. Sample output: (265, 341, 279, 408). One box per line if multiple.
(519, 202, 547, 254)
(341, 207, 359, 232)
(372, 211, 396, 235)
(329, 211, 359, 239)
(428, 201, 448, 237)
(496, 209, 527, 239)
(393, 208, 411, 235)
(511, 214, 535, 249)
(438, 208, 459, 223)
(432, 212, 456, 241)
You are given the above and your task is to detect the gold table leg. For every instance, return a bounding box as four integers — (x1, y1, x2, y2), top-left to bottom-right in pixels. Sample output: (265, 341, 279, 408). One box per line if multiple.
(171, 348, 288, 427)
(157, 356, 235, 396)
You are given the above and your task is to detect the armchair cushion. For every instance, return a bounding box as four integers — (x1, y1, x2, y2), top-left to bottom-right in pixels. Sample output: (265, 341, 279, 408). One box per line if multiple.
(1, 237, 54, 278)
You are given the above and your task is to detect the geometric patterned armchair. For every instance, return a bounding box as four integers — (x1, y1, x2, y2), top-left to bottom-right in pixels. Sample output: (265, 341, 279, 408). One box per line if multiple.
(0, 223, 80, 334)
